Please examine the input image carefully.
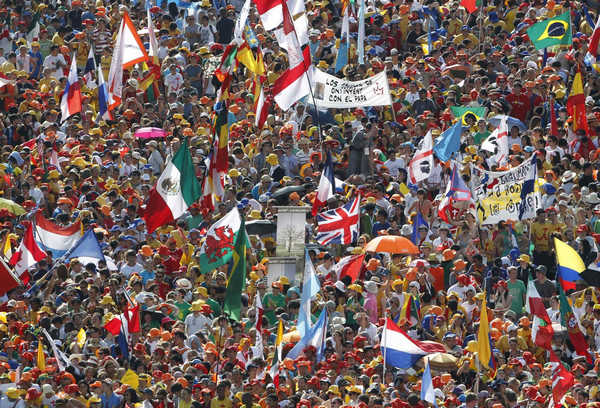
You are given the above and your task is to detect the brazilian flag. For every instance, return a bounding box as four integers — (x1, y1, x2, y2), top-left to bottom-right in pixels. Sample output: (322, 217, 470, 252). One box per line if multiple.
(527, 10, 572, 50)
(450, 106, 486, 126)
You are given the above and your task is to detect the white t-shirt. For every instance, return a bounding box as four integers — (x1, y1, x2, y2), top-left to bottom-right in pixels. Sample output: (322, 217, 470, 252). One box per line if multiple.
(43, 54, 67, 79)
(120, 262, 144, 278)
(184, 313, 212, 336)
(164, 71, 184, 94)
(384, 157, 405, 177)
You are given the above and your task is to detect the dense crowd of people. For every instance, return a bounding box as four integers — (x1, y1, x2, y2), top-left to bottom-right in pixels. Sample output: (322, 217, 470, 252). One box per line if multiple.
(2, 0, 600, 408)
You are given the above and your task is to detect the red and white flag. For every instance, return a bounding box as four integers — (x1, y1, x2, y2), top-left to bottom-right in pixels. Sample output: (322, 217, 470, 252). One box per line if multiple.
(0, 258, 20, 296)
(251, 294, 264, 360)
(252, 0, 306, 31)
(408, 130, 433, 184)
(272, 1, 311, 111)
(589, 14, 600, 58)
(9, 223, 47, 278)
(60, 54, 82, 122)
(333, 253, 365, 283)
(107, 11, 148, 111)
(549, 350, 574, 407)
(254, 82, 271, 129)
(525, 280, 554, 350)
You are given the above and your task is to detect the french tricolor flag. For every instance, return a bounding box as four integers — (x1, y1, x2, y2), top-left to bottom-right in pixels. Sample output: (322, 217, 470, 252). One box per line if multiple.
(381, 318, 446, 369)
(60, 54, 82, 122)
(34, 212, 82, 258)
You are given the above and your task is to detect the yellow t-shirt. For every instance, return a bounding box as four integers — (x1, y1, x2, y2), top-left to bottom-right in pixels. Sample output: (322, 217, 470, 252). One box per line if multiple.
(210, 398, 233, 408)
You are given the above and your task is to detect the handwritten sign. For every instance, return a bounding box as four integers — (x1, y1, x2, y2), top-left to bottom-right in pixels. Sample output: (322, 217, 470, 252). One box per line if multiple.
(312, 68, 392, 108)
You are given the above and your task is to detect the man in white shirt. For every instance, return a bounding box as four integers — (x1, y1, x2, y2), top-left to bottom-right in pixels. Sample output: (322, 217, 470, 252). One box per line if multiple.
(164, 63, 184, 95)
(184, 301, 212, 337)
(42, 45, 67, 79)
(120, 250, 144, 278)
(384, 152, 405, 178)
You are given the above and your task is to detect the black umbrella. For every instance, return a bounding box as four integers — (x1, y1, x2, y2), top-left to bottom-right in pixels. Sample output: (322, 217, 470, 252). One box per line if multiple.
(246, 220, 276, 236)
(271, 184, 308, 205)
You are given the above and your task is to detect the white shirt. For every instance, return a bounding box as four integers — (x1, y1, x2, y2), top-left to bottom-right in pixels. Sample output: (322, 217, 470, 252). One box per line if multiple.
(42, 54, 67, 79)
(184, 312, 212, 336)
(120, 262, 144, 278)
(164, 71, 184, 94)
(447, 283, 475, 300)
(384, 157, 405, 177)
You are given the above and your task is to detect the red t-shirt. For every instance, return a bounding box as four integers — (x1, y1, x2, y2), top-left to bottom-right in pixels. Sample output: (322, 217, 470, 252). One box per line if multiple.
(505, 92, 530, 122)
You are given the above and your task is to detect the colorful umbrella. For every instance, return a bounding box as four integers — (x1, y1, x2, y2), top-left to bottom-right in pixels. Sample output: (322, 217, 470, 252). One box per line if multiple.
(134, 127, 167, 139)
(365, 235, 419, 255)
(0, 198, 26, 217)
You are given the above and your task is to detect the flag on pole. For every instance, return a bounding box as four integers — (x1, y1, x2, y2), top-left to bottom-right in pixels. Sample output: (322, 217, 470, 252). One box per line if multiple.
(312, 150, 335, 216)
(107, 11, 149, 111)
(525, 280, 554, 350)
(566, 70, 589, 134)
(96, 58, 111, 121)
(433, 121, 462, 162)
(332, 253, 365, 283)
(589, 13, 600, 57)
(197, 207, 243, 273)
(554, 237, 585, 291)
(37, 340, 45, 370)
(549, 350, 574, 406)
(357, 0, 365, 64)
(285, 307, 329, 362)
(223, 217, 248, 321)
(253, 77, 270, 129)
(60, 54, 82, 122)
(83, 48, 97, 88)
(481, 116, 509, 165)
(9, 223, 47, 279)
(408, 130, 434, 184)
(526, 11, 573, 50)
(420, 358, 438, 407)
(437, 163, 472, 223)
(297, 250, 320, 337)
(476, 292, 496, 374)
(76, 328, 86, 348)
(142, 138, 203, 233)
(316, 195, 360, 245)
(558, 284, 592, 363)
(380, 318, 445, 368)
(269, 319, 283, 387)
(251, 294, 264, 359)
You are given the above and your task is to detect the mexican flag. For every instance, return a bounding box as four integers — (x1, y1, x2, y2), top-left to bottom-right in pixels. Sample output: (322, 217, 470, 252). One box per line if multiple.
(142, 138, 202, 233)
(198, 207, 242, 274)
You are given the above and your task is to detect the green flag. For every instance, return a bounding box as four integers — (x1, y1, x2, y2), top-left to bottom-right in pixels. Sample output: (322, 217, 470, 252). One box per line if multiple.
(526, 10, 572, 50)
(223, 217, 247, 321)
(450, 106, 486, 126)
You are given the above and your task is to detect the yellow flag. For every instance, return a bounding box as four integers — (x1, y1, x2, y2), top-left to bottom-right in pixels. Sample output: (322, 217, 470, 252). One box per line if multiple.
(37, 340, 45, 370)
(77, 328, 86, 348)
(476, 292, 494, 372)
(2, 235, 11, 259)
(121, 369, 139, 390)
(236, 43, 259, 75)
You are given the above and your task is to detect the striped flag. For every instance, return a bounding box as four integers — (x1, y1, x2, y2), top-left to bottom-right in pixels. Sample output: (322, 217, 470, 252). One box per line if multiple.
(269, 320, 283, 387)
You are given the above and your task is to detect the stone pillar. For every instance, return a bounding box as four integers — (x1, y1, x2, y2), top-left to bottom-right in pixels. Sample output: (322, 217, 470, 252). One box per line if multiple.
(273, 206, 309, 257)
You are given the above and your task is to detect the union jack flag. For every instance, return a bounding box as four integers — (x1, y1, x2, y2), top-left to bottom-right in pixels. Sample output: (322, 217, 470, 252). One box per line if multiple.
(316, 195, 360, 245)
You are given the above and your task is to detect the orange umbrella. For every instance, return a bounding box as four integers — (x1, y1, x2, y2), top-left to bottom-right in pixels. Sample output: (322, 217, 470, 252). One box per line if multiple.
(365, 235, 419, 255)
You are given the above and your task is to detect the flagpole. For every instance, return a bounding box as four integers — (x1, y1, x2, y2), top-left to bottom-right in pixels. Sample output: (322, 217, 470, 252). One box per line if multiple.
(281, 4, 324, 143)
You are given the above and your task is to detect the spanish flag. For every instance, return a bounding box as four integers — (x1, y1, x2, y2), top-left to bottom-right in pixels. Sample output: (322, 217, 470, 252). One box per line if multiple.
(476, 292, 496, 375)
(566, 70, 589, 134)
(236, 41, 259, 75)
(555, 237, 585, 291)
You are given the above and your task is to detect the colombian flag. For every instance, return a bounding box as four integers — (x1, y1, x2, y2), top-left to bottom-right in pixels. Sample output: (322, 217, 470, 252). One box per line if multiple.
(555, 237, 585, 291)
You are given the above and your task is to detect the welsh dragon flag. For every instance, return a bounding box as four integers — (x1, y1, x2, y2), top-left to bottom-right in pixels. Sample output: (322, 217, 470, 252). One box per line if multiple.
(525, 279, 554, 350)
(142, 138, 202, 233)
(197, 207, 243, 274)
